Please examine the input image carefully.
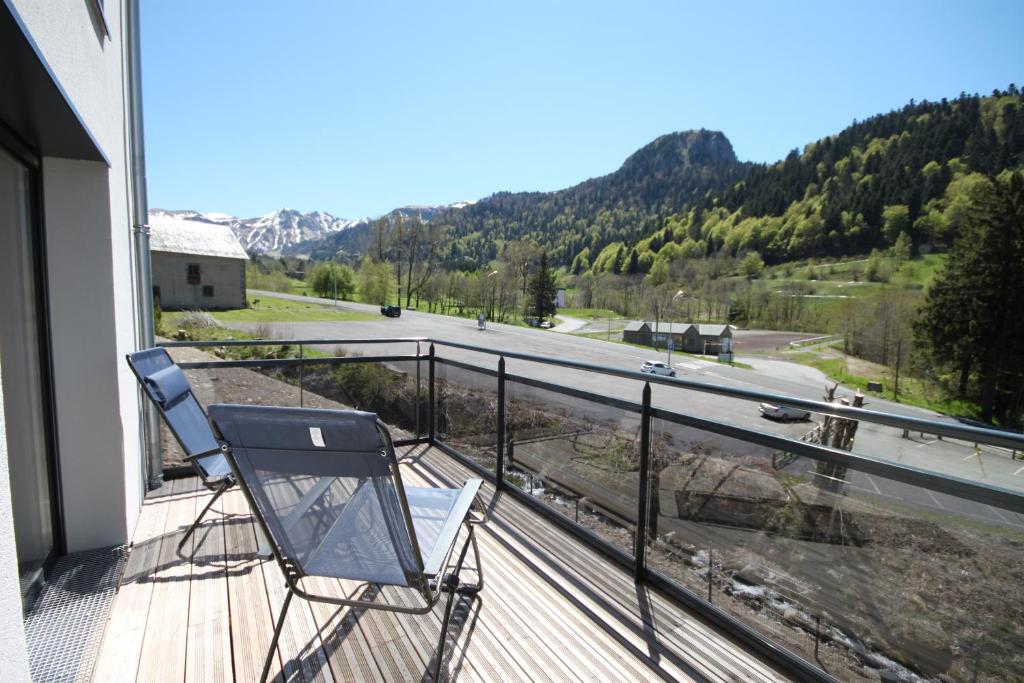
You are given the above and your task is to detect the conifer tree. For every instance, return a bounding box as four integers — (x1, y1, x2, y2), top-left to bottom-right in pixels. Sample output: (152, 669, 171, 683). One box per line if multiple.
(915, 172, 1024, 424)
(528, 251, 558, 322)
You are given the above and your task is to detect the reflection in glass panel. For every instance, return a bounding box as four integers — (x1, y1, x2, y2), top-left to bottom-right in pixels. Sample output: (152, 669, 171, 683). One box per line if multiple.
(0, 146, 54, 596)
(645, 413, 1024, 681)
(504, 378, 640, 557)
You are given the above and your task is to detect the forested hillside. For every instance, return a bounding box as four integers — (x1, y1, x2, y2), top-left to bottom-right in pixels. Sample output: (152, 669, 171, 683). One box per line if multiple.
(315, 129, 747, 268)
(311, 89, 1022, 277)
(612, 87, 1023, 276)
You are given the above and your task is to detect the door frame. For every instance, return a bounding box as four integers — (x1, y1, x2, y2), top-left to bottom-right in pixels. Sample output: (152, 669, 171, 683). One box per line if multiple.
(0, 121, 67, 592)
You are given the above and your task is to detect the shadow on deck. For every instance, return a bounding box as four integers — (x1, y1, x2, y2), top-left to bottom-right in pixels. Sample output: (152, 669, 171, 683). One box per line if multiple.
(92, 444, 790, 682)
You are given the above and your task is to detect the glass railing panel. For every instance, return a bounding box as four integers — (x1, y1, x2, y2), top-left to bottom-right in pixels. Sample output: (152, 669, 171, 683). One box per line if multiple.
(646, 410, 1024, 682)
(281, 357, 426, 439)
(504, 377, 641, 558)
(432, 358, 499, 472)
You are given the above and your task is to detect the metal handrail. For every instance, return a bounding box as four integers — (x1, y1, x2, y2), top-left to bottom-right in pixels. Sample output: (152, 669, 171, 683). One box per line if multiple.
(430, 337, 1024, 450)
(166, 339, 1024, 514)
(161, 335, 1024, 451)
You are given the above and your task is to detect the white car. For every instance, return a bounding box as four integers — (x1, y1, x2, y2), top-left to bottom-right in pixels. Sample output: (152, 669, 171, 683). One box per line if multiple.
(640, 360, 676, 377)
(759, 402, 811, 422)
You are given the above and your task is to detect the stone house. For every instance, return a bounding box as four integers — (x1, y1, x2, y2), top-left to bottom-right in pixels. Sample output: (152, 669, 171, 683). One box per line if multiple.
(150, 215, 248, 310)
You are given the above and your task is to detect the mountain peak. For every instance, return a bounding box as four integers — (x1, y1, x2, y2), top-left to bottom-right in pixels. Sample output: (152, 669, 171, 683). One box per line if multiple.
(619, 129, 737, 177)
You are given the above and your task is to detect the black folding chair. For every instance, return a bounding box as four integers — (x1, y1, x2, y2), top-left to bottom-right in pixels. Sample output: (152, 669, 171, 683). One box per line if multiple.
(208, 404, 486, 682)
(126, 347, 233, 551)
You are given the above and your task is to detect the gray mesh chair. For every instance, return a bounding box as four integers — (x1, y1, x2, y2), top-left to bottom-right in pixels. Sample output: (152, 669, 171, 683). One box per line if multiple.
(126, 347, 233, 551)
(207, 403, 486, 683)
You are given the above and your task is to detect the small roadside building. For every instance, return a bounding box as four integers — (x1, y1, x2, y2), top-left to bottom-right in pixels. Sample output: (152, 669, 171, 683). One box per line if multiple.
(624, 321, 733, 354)
(681, 324, 732, 354)
(623, 321, 652, 345)
(624, 321, 689, 348)
(150, 215, 248, 310)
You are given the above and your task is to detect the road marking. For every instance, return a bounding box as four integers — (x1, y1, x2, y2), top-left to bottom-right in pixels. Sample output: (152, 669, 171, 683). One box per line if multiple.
(987, 505, 1012, 524)
(924, 488, 944, 509)
(1013, 464, 1024, 476)
(962, 452, 980, 461)
(915, 439, 939, 447)
(865, 475, 881, 495)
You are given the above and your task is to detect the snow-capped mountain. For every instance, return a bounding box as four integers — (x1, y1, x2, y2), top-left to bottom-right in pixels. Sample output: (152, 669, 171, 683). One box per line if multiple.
(150, 200, 477, 257)
(149, 208, 357, 255)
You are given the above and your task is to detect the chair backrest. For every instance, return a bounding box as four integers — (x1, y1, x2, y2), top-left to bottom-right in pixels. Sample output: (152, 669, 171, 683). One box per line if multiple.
(125, 348, 229, 480)
(208, 404, 423, 587)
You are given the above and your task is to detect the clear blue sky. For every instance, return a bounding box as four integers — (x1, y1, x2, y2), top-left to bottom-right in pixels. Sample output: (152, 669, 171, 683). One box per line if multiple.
(142, 0, 1023, 219)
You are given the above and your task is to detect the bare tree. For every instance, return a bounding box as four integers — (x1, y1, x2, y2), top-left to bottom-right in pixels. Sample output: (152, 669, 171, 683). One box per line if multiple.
(403, 221, 446, 308)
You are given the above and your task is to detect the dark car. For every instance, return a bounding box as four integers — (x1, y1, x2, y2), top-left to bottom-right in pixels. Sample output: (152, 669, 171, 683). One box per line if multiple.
(380, 305, 401, 317)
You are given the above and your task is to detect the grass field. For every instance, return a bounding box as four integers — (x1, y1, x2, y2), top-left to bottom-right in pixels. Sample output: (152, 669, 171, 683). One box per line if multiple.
(785, 350, 977, 417)
(556, 307, 622, 320)
(759, 253, 946, 300)
(162, 294, 376, 326)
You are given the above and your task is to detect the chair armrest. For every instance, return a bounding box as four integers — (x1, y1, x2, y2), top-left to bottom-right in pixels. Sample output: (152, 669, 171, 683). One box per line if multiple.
(421, 479, 483, 578)
(183, 445, 225, 462)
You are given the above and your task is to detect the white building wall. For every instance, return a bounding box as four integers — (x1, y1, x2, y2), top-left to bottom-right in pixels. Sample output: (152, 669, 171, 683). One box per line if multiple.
(152, 253, 247, 310)
(0, 369, 32, 682)
(11, 0, 144, 549)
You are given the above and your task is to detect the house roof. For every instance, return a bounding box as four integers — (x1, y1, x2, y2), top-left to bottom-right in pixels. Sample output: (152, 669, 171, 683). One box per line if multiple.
(624, 321, 650, 332)
(149, 214, 248, 260)
(650, 322, 693, 334)
(696, 324, 729, 337)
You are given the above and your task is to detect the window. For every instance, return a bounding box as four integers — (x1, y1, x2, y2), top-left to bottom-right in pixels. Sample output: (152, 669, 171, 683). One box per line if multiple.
(187, 263, 200, 285)
(202, 285, 214, 298)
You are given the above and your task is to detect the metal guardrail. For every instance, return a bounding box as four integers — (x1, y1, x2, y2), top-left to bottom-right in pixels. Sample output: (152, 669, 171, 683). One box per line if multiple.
(161, 336, 1024, 683)
(163, 336, 1024, 450)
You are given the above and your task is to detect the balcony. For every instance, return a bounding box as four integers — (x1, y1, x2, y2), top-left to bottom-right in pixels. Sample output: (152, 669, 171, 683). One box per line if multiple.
(92, 337, 1024, 682)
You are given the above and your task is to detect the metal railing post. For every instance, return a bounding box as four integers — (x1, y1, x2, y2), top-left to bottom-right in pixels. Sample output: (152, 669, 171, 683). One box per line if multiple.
(298, 343, 304, 407)
(428, 343, 436, 443)
(416, 341, 422, 438)
(497, 356, 506, 489)
(634, 381, 652, 582)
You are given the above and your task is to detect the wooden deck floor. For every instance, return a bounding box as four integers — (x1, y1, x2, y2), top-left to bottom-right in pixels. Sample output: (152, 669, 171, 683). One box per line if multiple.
(92, 445, 792, 682)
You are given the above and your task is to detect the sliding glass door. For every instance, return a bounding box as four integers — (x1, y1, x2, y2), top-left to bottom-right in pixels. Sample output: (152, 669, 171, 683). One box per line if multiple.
(0, 144, 58, 600)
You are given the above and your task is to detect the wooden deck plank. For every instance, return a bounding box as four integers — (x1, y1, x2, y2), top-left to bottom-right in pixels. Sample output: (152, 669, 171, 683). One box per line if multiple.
(135, 477, 200, 683)
(185, 486, 233, 683)
(406, 458, 684, 681)
(221, 488, 286, 683)
(428, 503, 666, 682)
(91, 479, 179, 683)
(259, 553, 335, 683)
(417, 448, 791, 682)
(303, 578, 388, 683)
(94, 442, 795, 683)
(426, 460, 765, 683)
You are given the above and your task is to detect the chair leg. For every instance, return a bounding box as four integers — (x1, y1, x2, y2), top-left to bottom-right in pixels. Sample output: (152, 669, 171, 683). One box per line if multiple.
(433, 524, 484, 681)
(177, 480, 230, 553)
(261, 588, 294, 683)
(432, 576, 459, 682)
(457, 525, 484, 594)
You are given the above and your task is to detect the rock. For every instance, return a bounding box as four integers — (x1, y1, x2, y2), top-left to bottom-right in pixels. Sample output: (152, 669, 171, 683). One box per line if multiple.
(734, 563, 762, 585)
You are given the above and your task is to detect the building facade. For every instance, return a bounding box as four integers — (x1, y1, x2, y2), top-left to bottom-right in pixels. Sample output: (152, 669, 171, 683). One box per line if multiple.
(1, 0, 148, 675)
(150, 216, 248, 310)
(623, 321, 732, 353)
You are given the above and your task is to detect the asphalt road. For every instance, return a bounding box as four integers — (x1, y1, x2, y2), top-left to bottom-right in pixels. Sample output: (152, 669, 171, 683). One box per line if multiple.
(243, 290, 1024, 529)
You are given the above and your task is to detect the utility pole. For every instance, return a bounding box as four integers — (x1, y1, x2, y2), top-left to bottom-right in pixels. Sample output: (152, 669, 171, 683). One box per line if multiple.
(667, 290, 685, 366)
(894, 338, 902, 401)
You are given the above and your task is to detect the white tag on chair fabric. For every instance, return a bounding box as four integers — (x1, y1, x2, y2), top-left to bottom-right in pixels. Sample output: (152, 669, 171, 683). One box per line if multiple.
(309, 427, 325, 448)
